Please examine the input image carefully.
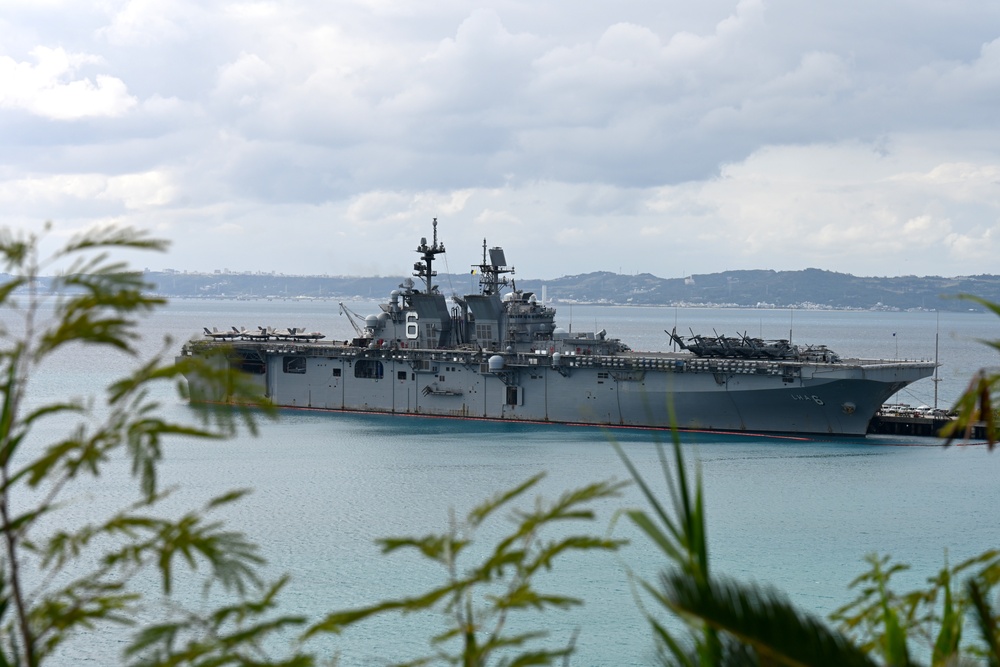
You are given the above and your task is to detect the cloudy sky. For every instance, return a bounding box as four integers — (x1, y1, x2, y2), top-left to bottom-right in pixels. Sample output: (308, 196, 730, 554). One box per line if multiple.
(2, 1, 999, 279)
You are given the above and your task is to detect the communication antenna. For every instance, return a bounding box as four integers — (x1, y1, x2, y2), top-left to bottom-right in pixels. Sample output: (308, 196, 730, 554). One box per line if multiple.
(933, 310, 941, 409)
(413, 217, 446, 293)
(473, 238, 514, 296)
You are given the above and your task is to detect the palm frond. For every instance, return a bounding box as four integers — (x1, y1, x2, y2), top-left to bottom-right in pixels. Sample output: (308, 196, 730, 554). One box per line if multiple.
(664, 571, 880, 667)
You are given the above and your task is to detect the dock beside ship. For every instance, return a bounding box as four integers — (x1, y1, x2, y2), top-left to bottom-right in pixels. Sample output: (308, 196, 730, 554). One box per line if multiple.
(868, 404, 986, 439)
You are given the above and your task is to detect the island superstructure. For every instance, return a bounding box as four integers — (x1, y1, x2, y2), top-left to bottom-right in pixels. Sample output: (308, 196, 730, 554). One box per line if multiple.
(179, 219, 936, 436)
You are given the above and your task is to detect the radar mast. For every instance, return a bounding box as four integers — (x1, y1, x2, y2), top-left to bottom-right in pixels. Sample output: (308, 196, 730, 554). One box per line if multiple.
(475, 238, 515, 296)
(413, 218, 446, 293)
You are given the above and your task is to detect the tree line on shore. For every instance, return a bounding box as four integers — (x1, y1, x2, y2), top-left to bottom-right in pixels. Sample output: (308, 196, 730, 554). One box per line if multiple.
(132, 268, 1000, 311)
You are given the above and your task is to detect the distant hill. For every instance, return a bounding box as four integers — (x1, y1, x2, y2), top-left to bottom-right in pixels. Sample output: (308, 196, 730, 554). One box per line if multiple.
(141, 269, 1000, 312)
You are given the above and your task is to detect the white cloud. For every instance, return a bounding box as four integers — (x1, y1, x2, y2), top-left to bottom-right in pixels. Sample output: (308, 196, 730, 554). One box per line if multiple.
(471, 208, 523, 228)
(344, 189, 473, 226)
(0, 46, 136, 119)
(99, 0, 196, 45)
(104, 171, 176, 208)
(892, 162, 1000, 203)
(637, 138, 1000, 272)
(0, 171, 175, 209)
(215, 52, 275, 108)
(761, 52, 852, 98)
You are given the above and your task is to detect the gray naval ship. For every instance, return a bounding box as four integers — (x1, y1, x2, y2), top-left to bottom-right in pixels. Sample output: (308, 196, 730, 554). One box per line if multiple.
(180, 219, 936, 436)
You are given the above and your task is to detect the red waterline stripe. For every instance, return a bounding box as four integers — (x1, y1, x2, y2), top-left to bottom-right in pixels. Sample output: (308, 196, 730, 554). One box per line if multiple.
(207, 401, 815, 441)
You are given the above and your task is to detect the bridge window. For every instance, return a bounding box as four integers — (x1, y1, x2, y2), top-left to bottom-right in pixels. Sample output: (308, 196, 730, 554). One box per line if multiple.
(355, 359, 384, 380)
(283, 356, 306, 374)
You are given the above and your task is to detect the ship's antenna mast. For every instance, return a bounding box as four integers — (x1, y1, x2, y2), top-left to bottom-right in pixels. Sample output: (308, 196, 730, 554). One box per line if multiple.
(414, 217, 446, 293)
(933, 310, 940, 409)
(474, 238, 514, 296)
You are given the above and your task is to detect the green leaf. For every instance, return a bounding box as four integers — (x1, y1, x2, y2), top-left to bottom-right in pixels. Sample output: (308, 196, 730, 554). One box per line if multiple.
(523, 535, 625, 576)
(304, 582, 462, 638)
(378, 535, 469, 564)
(664, 570, 880, 667)
(967, 579, 1000, 667)
(931, 565, 961, 666)
(955, 294, 1000, 319)
(467, 471, 544, 527)
(626, 508, 687, 565)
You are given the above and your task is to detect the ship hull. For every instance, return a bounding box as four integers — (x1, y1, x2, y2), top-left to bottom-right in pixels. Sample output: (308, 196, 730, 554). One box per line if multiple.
(180, 343, 935, 437)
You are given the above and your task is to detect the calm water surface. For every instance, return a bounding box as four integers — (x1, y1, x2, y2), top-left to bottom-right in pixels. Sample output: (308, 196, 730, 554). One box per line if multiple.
(8, 299, 1000, 665)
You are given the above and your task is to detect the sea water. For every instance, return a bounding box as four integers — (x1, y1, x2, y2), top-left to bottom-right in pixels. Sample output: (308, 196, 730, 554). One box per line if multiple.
(8, 299, 1000, 665)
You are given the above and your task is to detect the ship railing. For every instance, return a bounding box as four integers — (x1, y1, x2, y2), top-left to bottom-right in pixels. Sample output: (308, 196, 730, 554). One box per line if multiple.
(850, 358, 935, 366)
(503, 351, 793, 377)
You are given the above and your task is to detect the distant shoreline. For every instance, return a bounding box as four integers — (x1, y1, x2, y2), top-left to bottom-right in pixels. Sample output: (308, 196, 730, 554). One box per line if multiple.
(6, 269, 995, 312)
(157, 293, 972, 313)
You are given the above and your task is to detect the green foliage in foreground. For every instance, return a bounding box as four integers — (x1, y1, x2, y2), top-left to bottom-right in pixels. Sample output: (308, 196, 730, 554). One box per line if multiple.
(2, 223, 999, 666)
(0, 225, 295, 666)
(940, 296, 1000, 447)
(616, 433, 1000, 666)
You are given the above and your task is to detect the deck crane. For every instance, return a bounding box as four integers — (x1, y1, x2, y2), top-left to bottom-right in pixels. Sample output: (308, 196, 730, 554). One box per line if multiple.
(338, 302, 369, 339)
